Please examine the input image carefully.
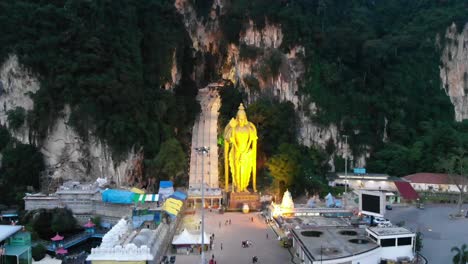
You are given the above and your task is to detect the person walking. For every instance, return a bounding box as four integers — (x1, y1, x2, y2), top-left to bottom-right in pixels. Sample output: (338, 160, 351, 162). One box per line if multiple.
(219, 221, 221, 228)
(229, 219, 231, 225)
(221, 243, 223, 250)
(266, 233, 269, 239)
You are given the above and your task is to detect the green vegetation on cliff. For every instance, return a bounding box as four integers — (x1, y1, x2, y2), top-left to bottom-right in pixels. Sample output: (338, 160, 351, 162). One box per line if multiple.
(0, 1, 199, 187)
(220, 0, 468, 177)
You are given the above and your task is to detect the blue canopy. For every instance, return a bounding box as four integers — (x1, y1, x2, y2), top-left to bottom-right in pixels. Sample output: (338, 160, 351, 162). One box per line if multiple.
(102, 189, 135, 204)
(170, 191, 187, 201)
(159, 181, 173, 188)
(325, 193, 335, 208)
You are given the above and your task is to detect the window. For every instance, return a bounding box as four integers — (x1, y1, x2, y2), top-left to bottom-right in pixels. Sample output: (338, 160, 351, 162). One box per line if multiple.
(380, 238, 396, 247)
(398, 237, 412, 246)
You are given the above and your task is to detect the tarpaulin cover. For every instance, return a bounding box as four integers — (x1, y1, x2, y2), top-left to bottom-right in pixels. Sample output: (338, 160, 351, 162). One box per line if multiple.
(102, 189, 135, 204)
(130, 187, 145, 194)
(159, 181, 173, 188)
(165, 198, 183, 207)
(170, 191, 187, 201)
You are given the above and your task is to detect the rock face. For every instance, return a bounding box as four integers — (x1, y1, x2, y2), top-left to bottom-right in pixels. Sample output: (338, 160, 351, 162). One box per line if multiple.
(440, 22, 468, 121)
(0, 55, 39, 144)
(174, 0, 359, 168)
(0, 55, 139, 188)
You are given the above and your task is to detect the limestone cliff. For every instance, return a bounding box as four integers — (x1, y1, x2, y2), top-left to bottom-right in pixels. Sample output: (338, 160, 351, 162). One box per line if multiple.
(174, 0, 359, 168)
(440, 22, 468, 121)
(0, 55, 139, 189)
(0, 55, 39, 144)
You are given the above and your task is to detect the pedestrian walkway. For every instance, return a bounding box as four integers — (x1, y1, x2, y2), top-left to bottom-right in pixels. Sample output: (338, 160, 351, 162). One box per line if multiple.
(169, 211, 291, 264)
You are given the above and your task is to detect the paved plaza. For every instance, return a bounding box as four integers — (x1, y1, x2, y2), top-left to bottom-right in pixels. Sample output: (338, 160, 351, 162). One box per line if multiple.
(169, 211, 292, 264)
(385, 204, 468, 263)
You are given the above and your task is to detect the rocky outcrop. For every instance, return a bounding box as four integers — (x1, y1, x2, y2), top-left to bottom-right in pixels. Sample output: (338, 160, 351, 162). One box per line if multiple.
(40, 105, 139, 185)
(0, 55, 39, 144)
(241, 20, 283, 49)
(174, 0, 224, 54)
(440, 22, 468, 121)
(174, 0, 366, 168)
(164, 51, 181, 90)
(0, 55, 139, 188)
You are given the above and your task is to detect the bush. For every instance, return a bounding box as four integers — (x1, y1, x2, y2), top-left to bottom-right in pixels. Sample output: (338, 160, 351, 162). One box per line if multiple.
(239, 44, 262, 60)
(32, 244, 46, 261)
(6, 107, 26, 130)
(243, 75, 260, 92)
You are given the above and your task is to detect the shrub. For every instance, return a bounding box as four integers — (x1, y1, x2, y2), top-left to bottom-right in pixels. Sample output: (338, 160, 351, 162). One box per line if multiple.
(6, 107, 26, 130)
(32, 244, 46, 261)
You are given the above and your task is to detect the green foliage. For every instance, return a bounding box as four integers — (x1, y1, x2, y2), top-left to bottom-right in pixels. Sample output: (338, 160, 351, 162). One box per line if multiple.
(0, 0, 197, 164)
(415, 231, 423, 253)
(91, 216, 101, 227)
(146, 138, 187, 184)
(51, 208, 78, 233)
(190, 0, 214, 19)
(243, 75, 260, 93)
(239, 44, 263, 60)
(22, 208, 78, 240)
(221, 0, 468, 176)
(246, 99, 297, 155)
(0, 125, 10, 150)
(218, 82, 244, 128)
(32, 244, 46, 261)
(451, 244, 468, 264)
(6, 107, 26, 130)
(266, 143, 301, 188)
(0, 142, 44, 189)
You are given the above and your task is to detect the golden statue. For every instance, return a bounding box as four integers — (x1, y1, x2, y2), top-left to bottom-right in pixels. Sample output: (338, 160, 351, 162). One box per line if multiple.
(224, 103, 257, 192)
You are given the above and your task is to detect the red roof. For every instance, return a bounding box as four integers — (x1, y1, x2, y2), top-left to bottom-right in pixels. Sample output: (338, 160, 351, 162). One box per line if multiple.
(394, 181, 419, 200)
(50, 233, 64, 241)
(84, 220, 95, 228)
(404, 173, 452, 184)
(56, 248, 68, 254)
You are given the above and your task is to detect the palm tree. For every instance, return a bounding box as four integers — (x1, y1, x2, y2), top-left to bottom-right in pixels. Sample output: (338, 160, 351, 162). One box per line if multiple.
(451, 244, 468, 264)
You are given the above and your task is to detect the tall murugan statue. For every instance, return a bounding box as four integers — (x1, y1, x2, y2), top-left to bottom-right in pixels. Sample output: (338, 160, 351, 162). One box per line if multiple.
(224, 103, 257, 192)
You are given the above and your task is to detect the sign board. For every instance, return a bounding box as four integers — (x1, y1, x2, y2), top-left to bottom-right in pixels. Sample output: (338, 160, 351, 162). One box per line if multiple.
(359, 190, 385, 217)
(353, 168, 366, 174)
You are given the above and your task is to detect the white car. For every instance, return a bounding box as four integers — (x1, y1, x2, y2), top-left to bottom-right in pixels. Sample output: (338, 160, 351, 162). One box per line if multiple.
(377, 222, 393, 228)
(374, 217, 391, 225)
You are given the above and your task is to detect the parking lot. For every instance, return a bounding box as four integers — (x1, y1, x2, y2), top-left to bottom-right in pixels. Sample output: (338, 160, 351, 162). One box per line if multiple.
(385, 204, 468, 263)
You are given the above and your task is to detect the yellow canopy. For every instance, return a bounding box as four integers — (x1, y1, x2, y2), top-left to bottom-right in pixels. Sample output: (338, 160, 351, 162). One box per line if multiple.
(130, 187, 145, 194)
(165, 198, 183, 207)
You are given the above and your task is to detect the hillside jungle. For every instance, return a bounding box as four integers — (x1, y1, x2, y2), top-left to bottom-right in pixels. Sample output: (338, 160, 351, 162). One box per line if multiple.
(0, 0, 468, 207)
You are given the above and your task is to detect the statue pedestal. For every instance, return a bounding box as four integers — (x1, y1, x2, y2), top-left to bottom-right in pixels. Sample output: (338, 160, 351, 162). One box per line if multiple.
(228, 192, 260, 211)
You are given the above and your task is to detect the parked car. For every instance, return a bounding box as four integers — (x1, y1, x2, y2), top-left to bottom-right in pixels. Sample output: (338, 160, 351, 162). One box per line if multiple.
(374, 217, 391, 226)
(377, 222, 393, 228)
(170, 255, 176, 263)
(385, 204, 393, 210)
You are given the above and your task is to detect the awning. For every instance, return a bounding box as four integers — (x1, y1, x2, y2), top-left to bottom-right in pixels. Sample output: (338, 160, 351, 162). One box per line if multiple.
(394, 181, 419, 200)
(0, 225, 21, 242)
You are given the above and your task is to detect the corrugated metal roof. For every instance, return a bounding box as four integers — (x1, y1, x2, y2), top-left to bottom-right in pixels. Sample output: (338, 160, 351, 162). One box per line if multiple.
(394, 181, 419, 200)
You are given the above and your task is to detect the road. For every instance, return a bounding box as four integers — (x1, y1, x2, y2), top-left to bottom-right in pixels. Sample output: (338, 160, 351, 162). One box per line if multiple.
(189, 86, 221, 189)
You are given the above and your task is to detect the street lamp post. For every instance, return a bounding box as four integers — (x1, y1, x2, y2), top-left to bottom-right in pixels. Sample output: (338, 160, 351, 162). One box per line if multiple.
(195, 146, 209, 264)
(343, 135, 348, 208)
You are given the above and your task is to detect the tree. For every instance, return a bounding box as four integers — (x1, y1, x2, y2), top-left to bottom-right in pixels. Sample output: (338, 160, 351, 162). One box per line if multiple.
(451, 244, 468, 264)
(50, 208, 77, 234)
(148, 138, 187, 183)
(266, 144, 301, 197)
(415, 231, 423, 257)
(437, 149, 468, 215)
